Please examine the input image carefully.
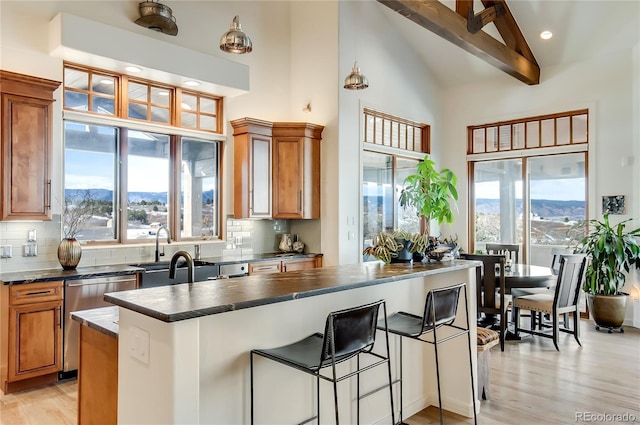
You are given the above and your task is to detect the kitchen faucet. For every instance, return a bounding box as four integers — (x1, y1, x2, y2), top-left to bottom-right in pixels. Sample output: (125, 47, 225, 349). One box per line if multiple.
(155, 225, 171, 262)
(169, 250, 195, 284)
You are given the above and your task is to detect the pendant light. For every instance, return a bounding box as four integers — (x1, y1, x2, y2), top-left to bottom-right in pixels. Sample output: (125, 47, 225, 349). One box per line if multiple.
(344, 61, 369, 90)
(219, 15, 253, 54)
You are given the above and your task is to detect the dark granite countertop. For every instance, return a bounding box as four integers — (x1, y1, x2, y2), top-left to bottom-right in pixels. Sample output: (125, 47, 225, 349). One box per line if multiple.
(71, 306, 119, 338)
(127, 252, 322, 269)
(0, 253, 321, 286)
(105, 260, 479, 323)
(0, 265, 144, 285)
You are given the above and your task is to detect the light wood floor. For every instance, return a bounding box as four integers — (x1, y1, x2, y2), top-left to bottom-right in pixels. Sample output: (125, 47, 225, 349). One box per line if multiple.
(1, 320, 639, 424)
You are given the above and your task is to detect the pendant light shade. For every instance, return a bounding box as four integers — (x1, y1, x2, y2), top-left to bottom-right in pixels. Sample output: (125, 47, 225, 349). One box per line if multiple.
(343, 61, 369, 90)
(219, 15, 252, 54)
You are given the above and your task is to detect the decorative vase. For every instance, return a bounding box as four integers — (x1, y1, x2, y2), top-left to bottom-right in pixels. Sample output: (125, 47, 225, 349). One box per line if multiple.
(57, 237, 82, 270)
(586, 292, 628, 331)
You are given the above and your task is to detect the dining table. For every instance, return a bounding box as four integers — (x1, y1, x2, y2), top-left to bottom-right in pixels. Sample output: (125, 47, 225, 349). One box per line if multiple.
(478, 263, 558, 335)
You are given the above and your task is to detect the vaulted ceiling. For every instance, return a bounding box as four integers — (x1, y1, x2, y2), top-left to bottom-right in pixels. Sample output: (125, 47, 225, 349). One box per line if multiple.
(375, 0, 640, 87)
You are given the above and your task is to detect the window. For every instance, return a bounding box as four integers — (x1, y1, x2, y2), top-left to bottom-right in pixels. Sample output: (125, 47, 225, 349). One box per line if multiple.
(62, 64, 223, 244)
(63, 63, 223, 133)
(364, 108, 429, 153)
(469, 110, 589, 266)
(468, 109, 588, 154)
(362, 109, 430, 261)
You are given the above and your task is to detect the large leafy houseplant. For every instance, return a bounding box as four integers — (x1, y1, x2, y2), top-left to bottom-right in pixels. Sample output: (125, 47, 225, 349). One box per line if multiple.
(573, 214, 640, 295)
(399, 154, 458, 237)
(571, 214, 640, 330)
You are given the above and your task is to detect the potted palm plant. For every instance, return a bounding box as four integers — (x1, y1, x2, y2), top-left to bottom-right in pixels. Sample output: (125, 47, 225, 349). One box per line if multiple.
(398, 154, 459, 260)
(572, 214, 640, 332)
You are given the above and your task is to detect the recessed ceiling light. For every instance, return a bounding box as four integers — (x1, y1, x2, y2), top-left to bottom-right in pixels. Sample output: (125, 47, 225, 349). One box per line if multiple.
(125, 66, 143, 73)
(540, 30, 553, 40)
(184, 80, 200, 87)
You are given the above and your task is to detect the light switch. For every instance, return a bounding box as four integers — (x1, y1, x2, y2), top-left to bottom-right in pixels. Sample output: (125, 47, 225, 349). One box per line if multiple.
(0, 245, 12, 258)
(23, 243, 37, 257)
(28, 229, 36, 242)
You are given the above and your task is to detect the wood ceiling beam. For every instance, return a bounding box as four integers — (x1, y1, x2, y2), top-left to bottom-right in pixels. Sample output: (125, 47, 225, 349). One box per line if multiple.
(378, 0, 540, 85)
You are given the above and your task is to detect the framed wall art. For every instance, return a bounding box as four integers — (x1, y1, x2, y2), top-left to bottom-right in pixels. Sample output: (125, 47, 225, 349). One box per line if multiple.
(602, 195, 625, 215)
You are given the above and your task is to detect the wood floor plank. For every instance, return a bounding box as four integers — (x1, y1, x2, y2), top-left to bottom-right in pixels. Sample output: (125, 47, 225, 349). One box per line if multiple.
(1, 321, 638, 424)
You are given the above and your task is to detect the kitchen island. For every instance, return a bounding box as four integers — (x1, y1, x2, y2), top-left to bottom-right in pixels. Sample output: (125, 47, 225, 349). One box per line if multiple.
(105, 260, 480, 424)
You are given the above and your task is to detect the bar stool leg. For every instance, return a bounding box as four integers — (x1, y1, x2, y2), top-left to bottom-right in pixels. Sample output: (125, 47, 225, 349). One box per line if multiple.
(250, 352, 255, 425)
(431, 304, 444, 425)
(398, 336, 404, 424)
(357, 354, 361, 425)
(463, 286, 478, 425)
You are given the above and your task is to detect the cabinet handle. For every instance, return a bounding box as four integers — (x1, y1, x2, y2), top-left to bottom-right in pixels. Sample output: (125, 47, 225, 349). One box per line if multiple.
(46, 179, 52, 209)
(298, 191, 302, 211)
(25, 290, 52, 296)
(58, 307, 62, 328)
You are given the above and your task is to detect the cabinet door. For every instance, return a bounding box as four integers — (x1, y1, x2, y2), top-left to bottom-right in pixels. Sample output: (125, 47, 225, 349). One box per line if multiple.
(250, 135, 272, 217)
(1, 94, 52, 220)
(282, 257, 317, 272)
(8, 300, 62, 381)
(232, 118, 272, 218)
(273, 137, 303, 218)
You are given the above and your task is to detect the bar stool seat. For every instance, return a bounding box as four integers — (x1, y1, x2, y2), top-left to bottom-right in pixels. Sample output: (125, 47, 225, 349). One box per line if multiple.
(250, 299, 395, 425)
(379, 283, 477, 425)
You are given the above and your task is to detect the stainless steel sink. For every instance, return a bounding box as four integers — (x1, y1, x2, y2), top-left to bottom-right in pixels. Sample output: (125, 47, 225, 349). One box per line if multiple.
(130, 262, 219, 288)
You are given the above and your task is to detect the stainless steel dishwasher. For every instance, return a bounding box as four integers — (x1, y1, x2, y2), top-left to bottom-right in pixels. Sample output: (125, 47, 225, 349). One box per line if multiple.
(62, 275, 137, 377)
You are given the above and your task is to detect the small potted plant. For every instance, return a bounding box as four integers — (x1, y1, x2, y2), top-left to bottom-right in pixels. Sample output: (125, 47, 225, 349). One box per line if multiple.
(571, 214, 640, 332)
(59, 190, 97, 269)
(399, 154, 459, 260)
(362, 230, 423, 264)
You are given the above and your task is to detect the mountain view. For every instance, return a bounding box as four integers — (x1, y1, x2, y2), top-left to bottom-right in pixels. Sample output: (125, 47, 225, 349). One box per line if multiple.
(476, 198, 586, 222)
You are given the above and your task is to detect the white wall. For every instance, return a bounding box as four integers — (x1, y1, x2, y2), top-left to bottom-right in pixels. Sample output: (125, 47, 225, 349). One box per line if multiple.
(336, 1, 443, 265)
(440, 47, 640, 326)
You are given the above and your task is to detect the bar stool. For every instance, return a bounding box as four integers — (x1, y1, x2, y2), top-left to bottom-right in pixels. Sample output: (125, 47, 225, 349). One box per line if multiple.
(379, 282, 477, 425)
(250, 299, 395, 425)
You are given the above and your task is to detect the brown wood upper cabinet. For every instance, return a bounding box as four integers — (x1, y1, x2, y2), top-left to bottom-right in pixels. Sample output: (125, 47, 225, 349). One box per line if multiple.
(232, 118, 323, 219)
(272, 122, 323, 219)
(0, 71, 60, 221)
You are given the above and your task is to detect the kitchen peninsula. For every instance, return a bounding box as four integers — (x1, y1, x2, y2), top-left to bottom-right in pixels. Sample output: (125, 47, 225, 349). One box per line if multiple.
(105, 260, 480, 424)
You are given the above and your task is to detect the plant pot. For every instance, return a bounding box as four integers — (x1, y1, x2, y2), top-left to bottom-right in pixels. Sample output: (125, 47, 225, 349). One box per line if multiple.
(391, 238, 413, 263)
(585, 292, 628, 329)
(58, 238, 82, 270)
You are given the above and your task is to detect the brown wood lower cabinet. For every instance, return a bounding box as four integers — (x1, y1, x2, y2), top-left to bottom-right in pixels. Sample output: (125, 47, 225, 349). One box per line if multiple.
(78, 325, 117, 425)
(1, 281, 63, 394)
(248, 256, 323, 276)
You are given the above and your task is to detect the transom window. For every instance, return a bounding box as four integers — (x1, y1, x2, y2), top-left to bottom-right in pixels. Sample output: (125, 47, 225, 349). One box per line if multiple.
(63, 63, 223, 133)
(468, 109, 588, 154)
(364, 108, 430, 153)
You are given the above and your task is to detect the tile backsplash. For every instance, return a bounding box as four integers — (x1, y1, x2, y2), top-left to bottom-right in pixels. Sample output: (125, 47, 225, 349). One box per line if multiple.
(0, 215, 311, 273)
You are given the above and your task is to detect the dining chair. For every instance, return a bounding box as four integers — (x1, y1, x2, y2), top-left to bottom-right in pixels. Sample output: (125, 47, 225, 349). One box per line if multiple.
(485, 243, 519, 264)
(460, 253, 507, 351)
(513, 254, 587, 351)
(510, 247, 574, 324)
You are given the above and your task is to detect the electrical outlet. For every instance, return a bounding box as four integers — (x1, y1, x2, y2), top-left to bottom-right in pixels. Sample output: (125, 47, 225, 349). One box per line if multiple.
(129, 325, 150, 364)
(0, 245, 12, 258)
(23, 243, 37, 257)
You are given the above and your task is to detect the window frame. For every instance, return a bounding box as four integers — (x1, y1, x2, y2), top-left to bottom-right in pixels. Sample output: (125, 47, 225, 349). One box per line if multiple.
(62, 62, 225, 246)
(467, 110, 590, 262)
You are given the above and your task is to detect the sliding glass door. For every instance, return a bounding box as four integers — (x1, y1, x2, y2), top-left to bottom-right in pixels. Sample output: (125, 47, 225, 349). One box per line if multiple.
(471, 153, 586, 265)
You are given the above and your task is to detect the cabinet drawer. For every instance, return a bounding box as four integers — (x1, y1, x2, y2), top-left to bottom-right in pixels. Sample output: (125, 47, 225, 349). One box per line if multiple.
(248, 261, 282, 275)
(282, 258, 317, 272)
(9, 281, 63, 305)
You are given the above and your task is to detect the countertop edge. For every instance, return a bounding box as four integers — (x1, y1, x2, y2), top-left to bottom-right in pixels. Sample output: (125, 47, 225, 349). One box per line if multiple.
(106, 260, 481, 323)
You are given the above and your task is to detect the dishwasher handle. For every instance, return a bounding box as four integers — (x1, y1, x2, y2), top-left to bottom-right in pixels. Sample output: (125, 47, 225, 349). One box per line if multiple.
(65, 276, 138, 287)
